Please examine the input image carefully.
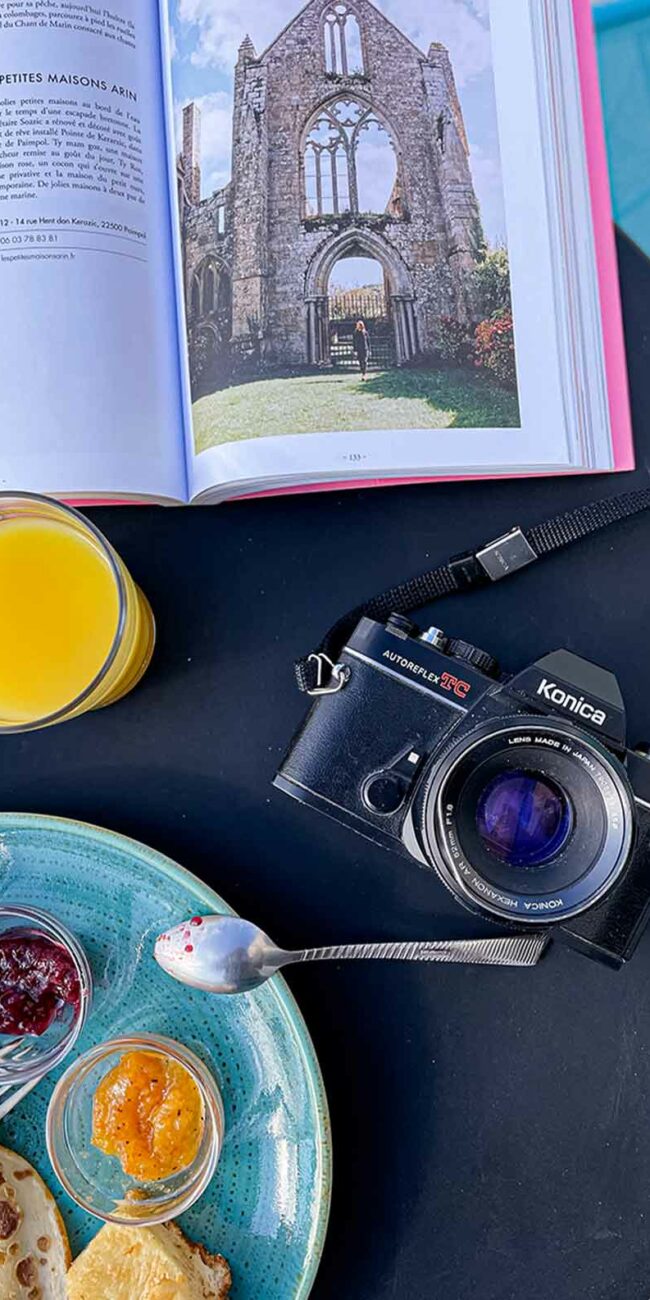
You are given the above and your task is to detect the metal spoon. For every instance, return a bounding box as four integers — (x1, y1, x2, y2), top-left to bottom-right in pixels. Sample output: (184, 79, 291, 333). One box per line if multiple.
(154, 916, 549, 994)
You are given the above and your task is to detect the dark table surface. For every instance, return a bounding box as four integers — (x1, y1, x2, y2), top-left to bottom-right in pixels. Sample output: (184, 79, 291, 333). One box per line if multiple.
(4, 232, 650, 1299)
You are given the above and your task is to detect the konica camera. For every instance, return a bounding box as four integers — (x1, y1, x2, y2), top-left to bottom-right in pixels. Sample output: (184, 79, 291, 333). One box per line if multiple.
(275, 613, 650, 966)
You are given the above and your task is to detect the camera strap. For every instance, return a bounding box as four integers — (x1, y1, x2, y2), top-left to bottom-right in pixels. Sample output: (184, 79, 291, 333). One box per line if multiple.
(295, 487, 650, 694)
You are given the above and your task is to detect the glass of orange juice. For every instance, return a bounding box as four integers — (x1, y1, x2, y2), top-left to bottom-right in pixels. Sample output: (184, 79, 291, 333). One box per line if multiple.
(0, 493, 155, 732)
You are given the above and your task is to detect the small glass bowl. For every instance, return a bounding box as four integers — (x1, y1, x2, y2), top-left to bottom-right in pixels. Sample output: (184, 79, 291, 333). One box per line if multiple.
(0, 905, 92, 1085)
(46, 1033, 224, 1225)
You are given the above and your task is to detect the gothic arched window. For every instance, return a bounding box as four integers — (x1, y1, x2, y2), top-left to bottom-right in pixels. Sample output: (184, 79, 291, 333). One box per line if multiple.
(189, 258, 232, 340)
(324, 4, 363, 76)
(204, 264, 216, 313)
(303, 99, 398, 218)
(190, 274, 202, 318)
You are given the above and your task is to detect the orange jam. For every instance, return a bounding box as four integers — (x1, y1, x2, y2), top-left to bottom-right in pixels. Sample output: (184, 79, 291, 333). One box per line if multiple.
(91, 1050, 204, 1182)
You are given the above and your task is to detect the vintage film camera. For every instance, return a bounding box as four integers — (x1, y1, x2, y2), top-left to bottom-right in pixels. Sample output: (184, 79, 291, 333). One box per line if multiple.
(276, 613, 650, 967)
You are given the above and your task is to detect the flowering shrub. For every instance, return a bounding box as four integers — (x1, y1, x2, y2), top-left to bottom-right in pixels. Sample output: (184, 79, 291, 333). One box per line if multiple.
(474, 311, 517, 388)
(437, 316, 474, 366)
(473, 247, 512, 318)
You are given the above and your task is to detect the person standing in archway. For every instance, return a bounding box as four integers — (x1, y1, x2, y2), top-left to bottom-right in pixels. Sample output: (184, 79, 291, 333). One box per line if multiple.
(352, 319, 371, 379)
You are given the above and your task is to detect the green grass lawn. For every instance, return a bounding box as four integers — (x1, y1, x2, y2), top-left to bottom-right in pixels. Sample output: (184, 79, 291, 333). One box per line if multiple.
(192, 367, 521, 451)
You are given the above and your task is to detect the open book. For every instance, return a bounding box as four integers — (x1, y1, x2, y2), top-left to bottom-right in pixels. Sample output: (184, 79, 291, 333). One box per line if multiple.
(0, 0, 634, 503)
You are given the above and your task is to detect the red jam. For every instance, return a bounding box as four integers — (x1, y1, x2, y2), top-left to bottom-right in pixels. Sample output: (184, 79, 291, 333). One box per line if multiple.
(0, 930, 81, 1036)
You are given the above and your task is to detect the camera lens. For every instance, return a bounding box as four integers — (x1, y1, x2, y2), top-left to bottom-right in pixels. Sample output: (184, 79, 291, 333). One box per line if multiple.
(475, 770, 573, 868)
(417, 719, 634, 924)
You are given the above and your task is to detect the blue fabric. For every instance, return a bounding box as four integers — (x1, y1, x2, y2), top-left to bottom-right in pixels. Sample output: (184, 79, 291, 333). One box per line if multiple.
(595, 0, 650, 254)
(595, 0, 650, 30)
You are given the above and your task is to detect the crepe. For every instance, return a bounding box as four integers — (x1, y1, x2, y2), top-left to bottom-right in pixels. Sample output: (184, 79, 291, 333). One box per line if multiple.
(0, 1144, 70, 1299)
(66, 1221, 232, 1299)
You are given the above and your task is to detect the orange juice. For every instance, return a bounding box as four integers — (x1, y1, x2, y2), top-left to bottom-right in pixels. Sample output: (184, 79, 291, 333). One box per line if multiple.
(0, 498, 155, 730)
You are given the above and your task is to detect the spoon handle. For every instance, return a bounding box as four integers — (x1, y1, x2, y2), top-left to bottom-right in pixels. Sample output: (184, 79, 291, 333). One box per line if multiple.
(295, 934, 548, 968)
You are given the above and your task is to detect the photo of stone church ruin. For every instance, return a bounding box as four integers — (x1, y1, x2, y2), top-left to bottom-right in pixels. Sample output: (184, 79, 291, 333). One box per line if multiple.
(175, 0, 519, 441)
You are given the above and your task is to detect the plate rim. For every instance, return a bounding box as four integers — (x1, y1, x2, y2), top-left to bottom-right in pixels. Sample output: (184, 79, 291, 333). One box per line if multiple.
(0, 810, 332, 1300)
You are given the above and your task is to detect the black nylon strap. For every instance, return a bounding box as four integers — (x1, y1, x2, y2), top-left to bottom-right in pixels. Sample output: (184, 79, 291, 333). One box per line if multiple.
(295, 488, 650, 694)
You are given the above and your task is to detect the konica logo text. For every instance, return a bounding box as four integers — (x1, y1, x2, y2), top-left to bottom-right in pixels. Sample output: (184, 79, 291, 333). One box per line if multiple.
(536, 678, 606, 727)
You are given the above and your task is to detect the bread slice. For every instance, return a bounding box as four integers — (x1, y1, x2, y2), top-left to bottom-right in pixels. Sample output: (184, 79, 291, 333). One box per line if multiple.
(66, 1220, 231, 1299)
(0, 1144, 70, 1299)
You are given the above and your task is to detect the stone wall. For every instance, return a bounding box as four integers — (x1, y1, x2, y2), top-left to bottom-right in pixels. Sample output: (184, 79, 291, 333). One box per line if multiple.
(231, 41, 269, 344)
(181, 0, 484, 373)
(182, 184, 233, 316)
(182, 103, 201, 207)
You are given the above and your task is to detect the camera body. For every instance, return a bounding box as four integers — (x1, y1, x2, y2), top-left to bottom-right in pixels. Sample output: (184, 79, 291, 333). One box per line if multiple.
(275, 614, 650, 966)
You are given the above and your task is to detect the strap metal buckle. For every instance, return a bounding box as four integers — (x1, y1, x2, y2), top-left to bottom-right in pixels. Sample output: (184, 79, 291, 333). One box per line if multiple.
(306, 653, 350, 696)
(475, 527, 537, 581)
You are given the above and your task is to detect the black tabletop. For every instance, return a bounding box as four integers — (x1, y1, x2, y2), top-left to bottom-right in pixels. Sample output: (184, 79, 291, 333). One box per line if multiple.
(4, 232, 650, 1299)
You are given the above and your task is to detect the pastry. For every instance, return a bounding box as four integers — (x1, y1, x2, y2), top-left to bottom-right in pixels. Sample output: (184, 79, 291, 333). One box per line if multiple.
(66, 1221, 231, 1299)
(0, 1145, 70, 1299)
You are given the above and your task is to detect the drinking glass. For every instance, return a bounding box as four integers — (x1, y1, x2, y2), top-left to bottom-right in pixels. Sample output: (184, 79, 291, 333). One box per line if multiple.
(0, 492, 155, 732)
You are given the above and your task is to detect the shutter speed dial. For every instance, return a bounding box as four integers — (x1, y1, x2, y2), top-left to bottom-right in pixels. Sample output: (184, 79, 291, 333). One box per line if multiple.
(446, 637, 500, 678)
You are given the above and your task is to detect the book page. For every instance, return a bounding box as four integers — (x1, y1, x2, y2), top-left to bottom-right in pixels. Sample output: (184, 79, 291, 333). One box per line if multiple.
(162, 0, 597, 498)
(0, 0, 187, 499)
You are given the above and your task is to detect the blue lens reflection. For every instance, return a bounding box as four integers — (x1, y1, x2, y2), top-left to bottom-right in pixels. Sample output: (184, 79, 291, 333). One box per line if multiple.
(475, 770, 572, 867)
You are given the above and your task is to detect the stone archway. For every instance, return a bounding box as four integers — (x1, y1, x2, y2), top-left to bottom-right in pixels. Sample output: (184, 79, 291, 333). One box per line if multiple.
(304, 228, 418, 366)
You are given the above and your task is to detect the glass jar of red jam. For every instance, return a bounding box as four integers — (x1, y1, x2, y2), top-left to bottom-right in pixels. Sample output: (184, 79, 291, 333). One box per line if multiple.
(0, 906, 92, 1084)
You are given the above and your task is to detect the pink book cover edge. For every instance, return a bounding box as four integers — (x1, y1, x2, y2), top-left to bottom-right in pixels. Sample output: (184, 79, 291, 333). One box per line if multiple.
(75, 0, 634, 509)
(571, 0, 634, 470)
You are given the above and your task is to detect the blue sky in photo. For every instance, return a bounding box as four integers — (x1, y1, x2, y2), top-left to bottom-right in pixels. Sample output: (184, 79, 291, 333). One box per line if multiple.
(169, 0, 506, 287)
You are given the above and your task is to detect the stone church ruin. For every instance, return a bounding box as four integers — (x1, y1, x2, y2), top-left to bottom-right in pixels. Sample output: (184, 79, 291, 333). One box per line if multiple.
(178, 0, 484, 389)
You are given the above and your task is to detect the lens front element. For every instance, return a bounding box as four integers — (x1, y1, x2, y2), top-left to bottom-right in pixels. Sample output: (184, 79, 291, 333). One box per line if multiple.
(475, 770, 573, 868)
(419, 719, 634, 924)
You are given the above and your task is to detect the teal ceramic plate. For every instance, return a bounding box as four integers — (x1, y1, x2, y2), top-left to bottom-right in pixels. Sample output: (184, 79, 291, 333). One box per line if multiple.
(0, 813, 331, 1298)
